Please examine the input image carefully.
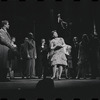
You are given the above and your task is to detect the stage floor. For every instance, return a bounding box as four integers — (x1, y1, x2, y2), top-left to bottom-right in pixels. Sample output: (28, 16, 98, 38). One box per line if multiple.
(0, 77, 100, 100)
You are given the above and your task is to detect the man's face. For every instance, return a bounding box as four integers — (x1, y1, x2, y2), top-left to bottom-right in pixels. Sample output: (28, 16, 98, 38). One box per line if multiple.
(5, 22, 10, 29)
(24, 38, 28, 43)
(73, 37, 78, 42)
(58, 14, 60, 17)
(41, 39, 45, 44)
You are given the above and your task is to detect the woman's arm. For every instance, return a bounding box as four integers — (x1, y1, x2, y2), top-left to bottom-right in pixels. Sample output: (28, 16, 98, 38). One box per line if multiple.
(60, 38, 66, 47)
(50, 40, 56, 50)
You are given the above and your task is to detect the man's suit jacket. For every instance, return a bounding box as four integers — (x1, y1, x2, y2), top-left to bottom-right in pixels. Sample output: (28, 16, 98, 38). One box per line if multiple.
(20, 42, 29, 60)
(28, 39, 37, 59)
(0, 28, 12, 68)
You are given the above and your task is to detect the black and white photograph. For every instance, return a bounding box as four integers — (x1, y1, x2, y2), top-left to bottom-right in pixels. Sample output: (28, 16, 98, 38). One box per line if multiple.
(0, 0, 100, 100)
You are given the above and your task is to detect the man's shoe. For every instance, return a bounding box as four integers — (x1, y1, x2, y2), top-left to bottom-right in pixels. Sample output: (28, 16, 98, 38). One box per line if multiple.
(27, 76, 30, 79)
(76, 76, 80, 79)
(30, 76, 37, 79)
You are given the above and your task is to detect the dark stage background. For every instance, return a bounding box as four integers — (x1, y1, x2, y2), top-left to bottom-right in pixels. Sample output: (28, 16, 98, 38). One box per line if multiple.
(0, 0, 100, 44)
(0, 0, 100, 75)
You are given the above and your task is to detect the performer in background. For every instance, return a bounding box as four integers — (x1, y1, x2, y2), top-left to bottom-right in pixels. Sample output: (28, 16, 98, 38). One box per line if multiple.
(27, 32, 37, 79)
(76, 34, 89, 79)
(89, 33, 100, 79)
(49, 30, 67, 80)
(0, 20, 15, 81)
(20, 37, 30, 79)
(8, 37, 17, 79)
(38, 39, 48, 79)
(72, 37, 79, 79)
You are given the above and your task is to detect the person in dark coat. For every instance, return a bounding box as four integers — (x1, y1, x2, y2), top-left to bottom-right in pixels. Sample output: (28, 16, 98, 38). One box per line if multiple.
(71, 37, 79, 79)
(0, 20, 15, 81)
(38, 39, 49, 79)
(89, 33, 100, 79)
(76, 34, 89, 79)
(8, 37, 18, 79)
(20, 37, 30, 79)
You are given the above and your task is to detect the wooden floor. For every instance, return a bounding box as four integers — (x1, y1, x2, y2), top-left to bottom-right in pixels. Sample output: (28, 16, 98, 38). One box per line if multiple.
(0, 77, 100, 100)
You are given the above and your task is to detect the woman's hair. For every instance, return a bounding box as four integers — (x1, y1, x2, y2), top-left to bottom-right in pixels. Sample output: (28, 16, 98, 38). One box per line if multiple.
(51, 30, 57, 34)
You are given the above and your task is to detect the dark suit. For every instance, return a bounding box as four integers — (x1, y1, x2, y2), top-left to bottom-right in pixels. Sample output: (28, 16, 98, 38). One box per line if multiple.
(20, 42, 30, 78)
(38, 44, 48, 78)
(72, 43, 79, 78)
(89, 35, 100, 78)
(0, 28, 12, 81)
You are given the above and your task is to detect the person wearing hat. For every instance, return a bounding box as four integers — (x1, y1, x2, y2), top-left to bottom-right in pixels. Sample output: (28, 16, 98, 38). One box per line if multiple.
(26, 32, 37, 79)
(0, 20, 15, 81)
(20, 37, 30, 79)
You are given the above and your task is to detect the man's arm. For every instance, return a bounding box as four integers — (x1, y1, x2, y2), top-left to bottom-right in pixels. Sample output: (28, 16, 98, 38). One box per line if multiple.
(28, 39, 35, 48)
(0, 33, 12, 49)
(34, 41, 37, 59)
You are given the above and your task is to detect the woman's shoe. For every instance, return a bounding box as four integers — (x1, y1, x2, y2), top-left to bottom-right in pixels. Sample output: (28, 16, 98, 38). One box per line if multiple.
(58, 77, 61, 80)
(51, 76, 55, 79)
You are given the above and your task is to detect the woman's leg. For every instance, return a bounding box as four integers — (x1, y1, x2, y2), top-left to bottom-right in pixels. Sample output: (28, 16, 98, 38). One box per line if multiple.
(51, 65, 57, 79)
(56, 67, 59, 79)
(58, 65, 63, 79)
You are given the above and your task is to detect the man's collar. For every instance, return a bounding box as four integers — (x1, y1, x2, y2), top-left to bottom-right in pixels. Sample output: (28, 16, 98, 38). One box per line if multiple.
(1, 28, 7, 32)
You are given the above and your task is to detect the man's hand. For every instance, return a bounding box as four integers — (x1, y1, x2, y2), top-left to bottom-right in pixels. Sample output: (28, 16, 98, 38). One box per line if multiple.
(27, 54, 30, 59)
(35, 56, 37, 59)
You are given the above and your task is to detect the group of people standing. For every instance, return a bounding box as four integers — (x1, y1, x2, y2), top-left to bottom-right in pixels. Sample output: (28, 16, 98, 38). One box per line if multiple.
(72, 33, 100, 79)
(0, 19, 100, 82)
(38, 30, 100, 80)
(0, 20, 37, 81)
(20, 33, 37, 79)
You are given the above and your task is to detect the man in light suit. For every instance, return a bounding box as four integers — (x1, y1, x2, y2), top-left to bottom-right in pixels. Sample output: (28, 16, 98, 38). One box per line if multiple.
(0, 20, 15, 81)
(27, 32, 37, 78)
